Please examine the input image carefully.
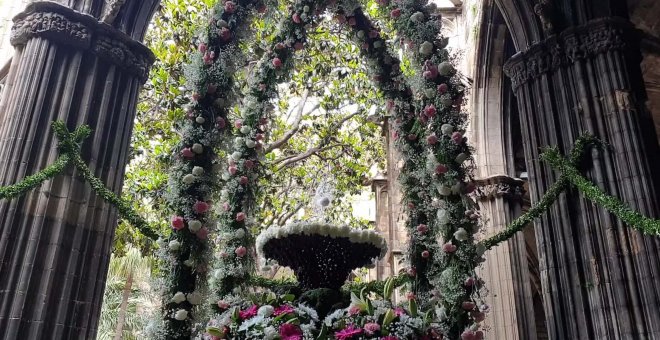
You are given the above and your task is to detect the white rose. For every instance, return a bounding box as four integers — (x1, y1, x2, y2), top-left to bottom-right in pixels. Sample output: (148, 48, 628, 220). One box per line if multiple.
(410, 11, 425, 23)
(235, 229, 246, 239)
(437, 185, 452, 196)
(171, 292, 186, 304)
(221, 172, 230, 181)
(231, 151, 242, 161)
(187, 292, 203, 305)
(188, 220, 202, 232)
(192, 143, 204, 154)
(192, 166, 204, 175)
(438, 61, 455, 76)
(454, 228, 469, 241)
(156, 238, 167, 248)
(240, 126, 251, 134)
(174, 309, 188, 321)
(182, 174, 195, 185)
(234, 137, 244, 146)
(245, 139, 256, 148)
(455, 153, 469, 164)
(183, 259, 194, 267)
(195, 116, 206, 124)
(264, 326, 278, 340)
(258, 305, 274, 317)
(419, 41, 434, 55)
(169, 240, 181, 251)
(441, 124, 454, 135)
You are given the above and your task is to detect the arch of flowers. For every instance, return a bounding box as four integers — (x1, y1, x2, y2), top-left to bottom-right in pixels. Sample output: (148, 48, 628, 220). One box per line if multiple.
(159, 0, 484, 337)
(2, 0, 659, 339)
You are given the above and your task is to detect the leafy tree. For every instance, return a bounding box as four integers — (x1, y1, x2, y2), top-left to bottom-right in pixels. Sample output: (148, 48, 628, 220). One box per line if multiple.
(98, 246, 154, 340)
(118, 0, 386, 255)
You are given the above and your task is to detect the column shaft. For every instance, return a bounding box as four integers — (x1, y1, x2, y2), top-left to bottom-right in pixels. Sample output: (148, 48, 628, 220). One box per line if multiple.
(504, 17, 660, 339)
(0, 2, 155, 338)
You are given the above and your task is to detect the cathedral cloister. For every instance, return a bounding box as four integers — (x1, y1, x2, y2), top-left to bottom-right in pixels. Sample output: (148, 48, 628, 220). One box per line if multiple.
(0, 0, 659, 339)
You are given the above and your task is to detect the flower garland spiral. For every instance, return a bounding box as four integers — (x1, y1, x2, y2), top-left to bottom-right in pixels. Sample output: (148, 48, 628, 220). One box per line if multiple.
(211, 0, 329, 300)
(158, 0, 266, 337)
(334, 1, 487, 338)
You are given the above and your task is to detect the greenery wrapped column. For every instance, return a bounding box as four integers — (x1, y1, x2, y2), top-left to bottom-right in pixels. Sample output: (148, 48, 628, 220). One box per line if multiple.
(0, 1, 157, 339)
(503, 13, 660, 339)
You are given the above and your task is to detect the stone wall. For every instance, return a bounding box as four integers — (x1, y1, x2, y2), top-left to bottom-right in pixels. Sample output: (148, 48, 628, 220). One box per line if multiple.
(0, 0, 29, 65)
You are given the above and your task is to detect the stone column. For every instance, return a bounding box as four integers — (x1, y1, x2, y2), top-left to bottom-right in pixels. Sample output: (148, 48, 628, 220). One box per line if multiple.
(504, 18, 660, 339)
(0, 1, 157, 338)
(474, 176, 539, 339)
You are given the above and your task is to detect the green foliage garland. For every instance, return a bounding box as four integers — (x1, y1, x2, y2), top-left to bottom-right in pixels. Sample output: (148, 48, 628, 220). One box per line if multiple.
(0, 121, 158, 240)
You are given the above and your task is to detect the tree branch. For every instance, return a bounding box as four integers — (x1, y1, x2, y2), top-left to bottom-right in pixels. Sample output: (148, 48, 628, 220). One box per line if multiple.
(264, 90, 311, 153)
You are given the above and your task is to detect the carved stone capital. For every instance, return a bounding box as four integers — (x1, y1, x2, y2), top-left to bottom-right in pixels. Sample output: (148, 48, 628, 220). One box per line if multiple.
(504, 17, 638, 91)
(10, 2, 155, 82)
(472, 175, 526, 201)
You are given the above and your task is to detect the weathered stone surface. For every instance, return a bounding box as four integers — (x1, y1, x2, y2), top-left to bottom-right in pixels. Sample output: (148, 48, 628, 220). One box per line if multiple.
(499, 3, 660, 338)
(0, 1, 158, 338)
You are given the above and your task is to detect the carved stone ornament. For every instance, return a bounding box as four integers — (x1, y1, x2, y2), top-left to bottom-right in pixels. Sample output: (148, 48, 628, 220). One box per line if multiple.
(10, 2, 154, 82)
(503, 17, 637, 91)
(472, 175, 526, 201)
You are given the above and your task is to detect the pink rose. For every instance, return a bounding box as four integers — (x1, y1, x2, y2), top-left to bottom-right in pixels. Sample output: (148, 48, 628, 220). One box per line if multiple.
(375, 0, 388, 5)
(407, 267, 417, 277)
(406, 291, 416, 300)
(294, 42, 304, 51)
(216, 117, 226, 129)
(426, 134, 438, 145)
(223, 202, 230, 211)
(435, 164, 448, 175)
(391, 8, 401, 18)
(244, 160, 255, 169)
(192, 93, 202, 101)
(464, 277, 476, 287)
(217, 300, 230, 309)
(272, 58, 283, 68)
(363, 323, 380, 336)
(228, 165, 237, 175)
(451, 131, 463, 144)
(236, 212, 246, 221)
(292, 13, 302, 24)
(235, 246, 247, 257)
(196, 227, 209, 240)
(218, 27, 231, 41)
(193, 201, 210, 214)
(203, 52, 214, 65)
(181, 148, 194, 159)
(424, 104, 436, 117)
(348, 17, 356, 26)
(234, 119, 243, 129)
(224, 1, 236, 13)
(437, 83, 448, 94)
(239, 176, 248, 185)
(171, 216, 185, 230)
(416, 224, 429, 234)
(443, 242, 457, 253)
(462, 301, 476, 311)
(421, 250, 430, 258)
(198, 43, 207, 53)
(348, 305, 361, 315)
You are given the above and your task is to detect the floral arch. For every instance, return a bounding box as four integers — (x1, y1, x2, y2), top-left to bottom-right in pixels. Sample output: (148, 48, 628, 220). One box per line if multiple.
(157, 0, 484, 338)
(2, 0, 658, 339)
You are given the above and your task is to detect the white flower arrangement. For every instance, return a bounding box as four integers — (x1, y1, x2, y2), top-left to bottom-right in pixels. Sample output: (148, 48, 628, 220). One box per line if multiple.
(256, 222, 388, 260)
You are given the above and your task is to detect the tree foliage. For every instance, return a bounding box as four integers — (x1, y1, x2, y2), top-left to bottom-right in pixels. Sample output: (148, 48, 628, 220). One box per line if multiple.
(118, 0, 386, 256)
